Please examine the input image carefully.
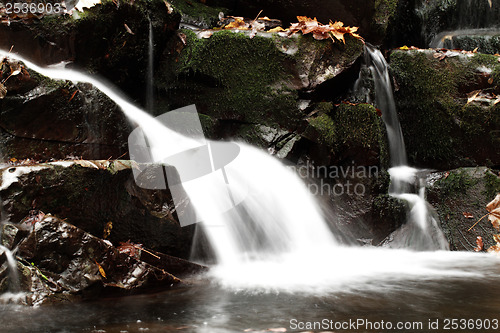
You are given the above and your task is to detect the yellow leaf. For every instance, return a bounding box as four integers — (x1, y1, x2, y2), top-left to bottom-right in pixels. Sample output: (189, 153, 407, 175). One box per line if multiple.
(399, 45, 410, 50)
(103, 221, 113, 239)
(94, 260, 106, 278)
(268, 26, 287, 33)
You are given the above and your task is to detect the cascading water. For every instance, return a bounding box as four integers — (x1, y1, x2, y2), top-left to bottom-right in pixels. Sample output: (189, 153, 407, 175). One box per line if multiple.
(422, 0, 500, 51)
(363, 45, 449, 251)
(0, 244, 20, 294)
(2, 48, 499, 296)
(146, 19, 154, 112)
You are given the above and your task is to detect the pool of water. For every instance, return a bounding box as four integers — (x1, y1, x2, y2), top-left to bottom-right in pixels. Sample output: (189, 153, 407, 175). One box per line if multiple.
(2, 252, 500, 333)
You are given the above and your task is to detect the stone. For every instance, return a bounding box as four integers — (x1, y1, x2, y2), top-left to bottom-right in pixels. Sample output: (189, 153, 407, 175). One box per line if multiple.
(389, 49, 500, 169)
(0, 160, 195, 259)
(426, 167, 500, 251)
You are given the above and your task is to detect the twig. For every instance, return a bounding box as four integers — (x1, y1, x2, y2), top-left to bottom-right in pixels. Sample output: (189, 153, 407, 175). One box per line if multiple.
(468, 212, 490, 231)
(135, 245, 161, 259)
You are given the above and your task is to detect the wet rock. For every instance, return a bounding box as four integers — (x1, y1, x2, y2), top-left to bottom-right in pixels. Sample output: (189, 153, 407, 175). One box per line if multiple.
(426, 167, 500, 251)
(0, 0, 181, 102)
(160, 29, 363, 154)
(0, 63, 131, 160)
(0, 223, 29, 250)
(16, 215, 181, 305)
(0, 160, 195, 259)
(389, 49, 500, 169)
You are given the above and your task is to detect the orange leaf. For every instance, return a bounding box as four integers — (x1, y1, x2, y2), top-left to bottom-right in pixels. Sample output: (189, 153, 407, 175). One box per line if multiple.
(486, 194, 500, 230)
(474, 236, 484, 252)
(463, 212, 474, 219)
(94, 259, 107, 278)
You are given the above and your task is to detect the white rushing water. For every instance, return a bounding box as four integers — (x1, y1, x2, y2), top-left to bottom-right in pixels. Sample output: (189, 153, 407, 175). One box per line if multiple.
(362, 46, 449, 251)
(0, 244, 20, 293)
(1, 48, 497, 295)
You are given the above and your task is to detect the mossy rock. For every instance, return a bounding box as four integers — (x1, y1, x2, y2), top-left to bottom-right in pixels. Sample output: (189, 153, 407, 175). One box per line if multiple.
(389, 49, 500, 169)
(159, 29, 363, 142)
(305, 102, 388, 167)
(426, 167, 500, 251)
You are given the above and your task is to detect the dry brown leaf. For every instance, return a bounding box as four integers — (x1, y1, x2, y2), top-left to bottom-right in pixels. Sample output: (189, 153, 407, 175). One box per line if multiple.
(487, 234, 500, 253)
(463, 212, 474, 219)
(467, 90, 481, 104)
(103, 221, 113, 239)
(124, 23, 135, 35)
(0, 83, 6, 99)
(486, 193, 500, 230)
(474, 236, 484, 252)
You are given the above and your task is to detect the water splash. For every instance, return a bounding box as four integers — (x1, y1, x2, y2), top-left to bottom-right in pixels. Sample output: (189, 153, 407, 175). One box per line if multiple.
(146, 19, 154, 112)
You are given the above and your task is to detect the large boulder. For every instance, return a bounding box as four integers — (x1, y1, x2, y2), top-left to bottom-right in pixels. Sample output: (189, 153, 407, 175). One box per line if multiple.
(0, 160, 196, 258)
(1, 216, 184, 305)
(389, 49, 500, 169)
(0, 58, 131, 160)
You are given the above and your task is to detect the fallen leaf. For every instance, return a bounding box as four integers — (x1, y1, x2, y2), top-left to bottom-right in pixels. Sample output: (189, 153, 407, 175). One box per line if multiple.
(487, 234, 500, 253)
(473, 47, 479, 53)
(467, 90, 481, 104)
(486, 193, 500, 230)
(0, 83, 6, 99)
(103, 221, 113, 239)
(68, 90, 79, 102)
(163, 0, 173, 14)
(268, 26, 286, 33)
(399, 45, 410, 50)
(94, 259, 107, 278)
(474, 236, 484, 251)
(463, 212, 474, 219)
(118, 240, 143, 259)
(124, 23, 135, 35)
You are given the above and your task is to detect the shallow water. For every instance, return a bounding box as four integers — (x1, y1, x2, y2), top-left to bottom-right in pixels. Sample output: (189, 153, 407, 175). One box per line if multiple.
(2, 249, 500, 333)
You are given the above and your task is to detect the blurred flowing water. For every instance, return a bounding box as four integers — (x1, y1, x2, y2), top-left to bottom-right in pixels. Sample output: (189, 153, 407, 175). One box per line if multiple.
(0, 48, 499, 332)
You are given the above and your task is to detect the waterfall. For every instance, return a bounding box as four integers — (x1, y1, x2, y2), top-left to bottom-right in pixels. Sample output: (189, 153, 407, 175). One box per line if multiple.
(146, 19, 154, 112)
(363, 45, 449, 251)
(0, 244, 20, 293)
(2, 47, 476, 295)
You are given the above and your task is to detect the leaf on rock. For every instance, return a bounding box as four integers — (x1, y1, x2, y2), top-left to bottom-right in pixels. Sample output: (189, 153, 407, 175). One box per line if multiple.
(124, 23, 135, 35)
(118, 240, 143, 259)
(94, 259, 107, 279)
(463, 212, 474, 219)
(224, 17, 250, 30)
(474, 236, 484, 251)
(487, 234, 500, 253)
(268, 26, 286, 33)
(103, 221, 113, 239)
(0, 83, 6, 99)
(287, 16, 362, 43)
(467, 90, 481, 104)
(486, 193, 500, 230)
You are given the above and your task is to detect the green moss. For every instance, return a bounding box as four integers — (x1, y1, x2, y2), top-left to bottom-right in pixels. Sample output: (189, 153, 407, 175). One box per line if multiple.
(309, 113, 336, 147)
(374, 0, 399, 24)
(169, 29, 298, 127)
(434, 168, 477, 197)
(484, 170, 500, 198)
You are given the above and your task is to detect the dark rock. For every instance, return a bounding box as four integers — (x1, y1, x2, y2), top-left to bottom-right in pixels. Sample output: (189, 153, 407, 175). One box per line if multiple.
(0, 61, 131, 160)
(426, 167, 500, 251)
(0, 161, 195, 259)
(0, 0, 181, 103)
(389, 49, 500, 169)
(16, 215, 181, 305)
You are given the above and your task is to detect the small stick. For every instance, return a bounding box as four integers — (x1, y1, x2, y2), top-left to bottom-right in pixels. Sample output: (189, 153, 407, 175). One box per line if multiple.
(468, 212, 490, 231)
